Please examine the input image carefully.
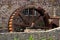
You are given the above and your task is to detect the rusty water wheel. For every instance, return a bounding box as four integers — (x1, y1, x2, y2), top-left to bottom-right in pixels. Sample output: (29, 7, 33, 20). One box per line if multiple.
(8, 7, 48, 32)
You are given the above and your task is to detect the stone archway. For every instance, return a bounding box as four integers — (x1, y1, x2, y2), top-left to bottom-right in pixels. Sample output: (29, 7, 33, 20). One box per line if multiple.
(8, 5, 57, 32)
(8, 5, 53, 32)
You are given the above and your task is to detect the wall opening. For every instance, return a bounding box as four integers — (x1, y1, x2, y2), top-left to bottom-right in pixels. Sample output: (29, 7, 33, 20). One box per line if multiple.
(8, 7, 59, 32)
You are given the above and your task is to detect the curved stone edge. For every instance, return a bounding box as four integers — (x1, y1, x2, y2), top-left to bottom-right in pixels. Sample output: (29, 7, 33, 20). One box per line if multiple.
(0, 28, 60, 40)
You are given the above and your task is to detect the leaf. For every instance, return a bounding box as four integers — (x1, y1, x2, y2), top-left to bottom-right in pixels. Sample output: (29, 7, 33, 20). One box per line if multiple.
(14, 36, 19, 40)
(29, 35, 34, 40)
(48, 37, 53, 40)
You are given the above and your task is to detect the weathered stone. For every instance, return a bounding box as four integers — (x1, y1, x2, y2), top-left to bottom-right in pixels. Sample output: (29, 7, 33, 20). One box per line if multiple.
(0, 29, 60, 40)
(0, 0, 60, 40)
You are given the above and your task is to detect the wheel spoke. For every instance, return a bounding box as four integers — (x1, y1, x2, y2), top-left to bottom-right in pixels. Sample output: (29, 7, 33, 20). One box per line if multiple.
(18, 13, 28, 24)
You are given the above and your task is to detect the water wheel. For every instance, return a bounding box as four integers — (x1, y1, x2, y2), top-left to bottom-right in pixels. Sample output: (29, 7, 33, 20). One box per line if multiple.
(8, 7, 50, 32)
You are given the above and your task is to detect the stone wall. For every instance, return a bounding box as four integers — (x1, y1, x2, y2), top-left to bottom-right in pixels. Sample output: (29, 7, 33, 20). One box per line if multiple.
(0, 1, 60, 40)
(0, 27, 60, 40)
(0, 0, 60, 32)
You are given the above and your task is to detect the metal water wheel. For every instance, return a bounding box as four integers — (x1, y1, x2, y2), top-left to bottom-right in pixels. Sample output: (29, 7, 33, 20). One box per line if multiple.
(8, 7, 49, 32)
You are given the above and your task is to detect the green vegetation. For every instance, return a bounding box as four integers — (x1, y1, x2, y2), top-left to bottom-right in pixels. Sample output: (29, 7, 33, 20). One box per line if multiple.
(48, 37, 53, 40)
(28, 35, 53, 40)
(13, 35, 53, 40)
(13, 36, 19, 40)
(29, 35, 34, 40)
